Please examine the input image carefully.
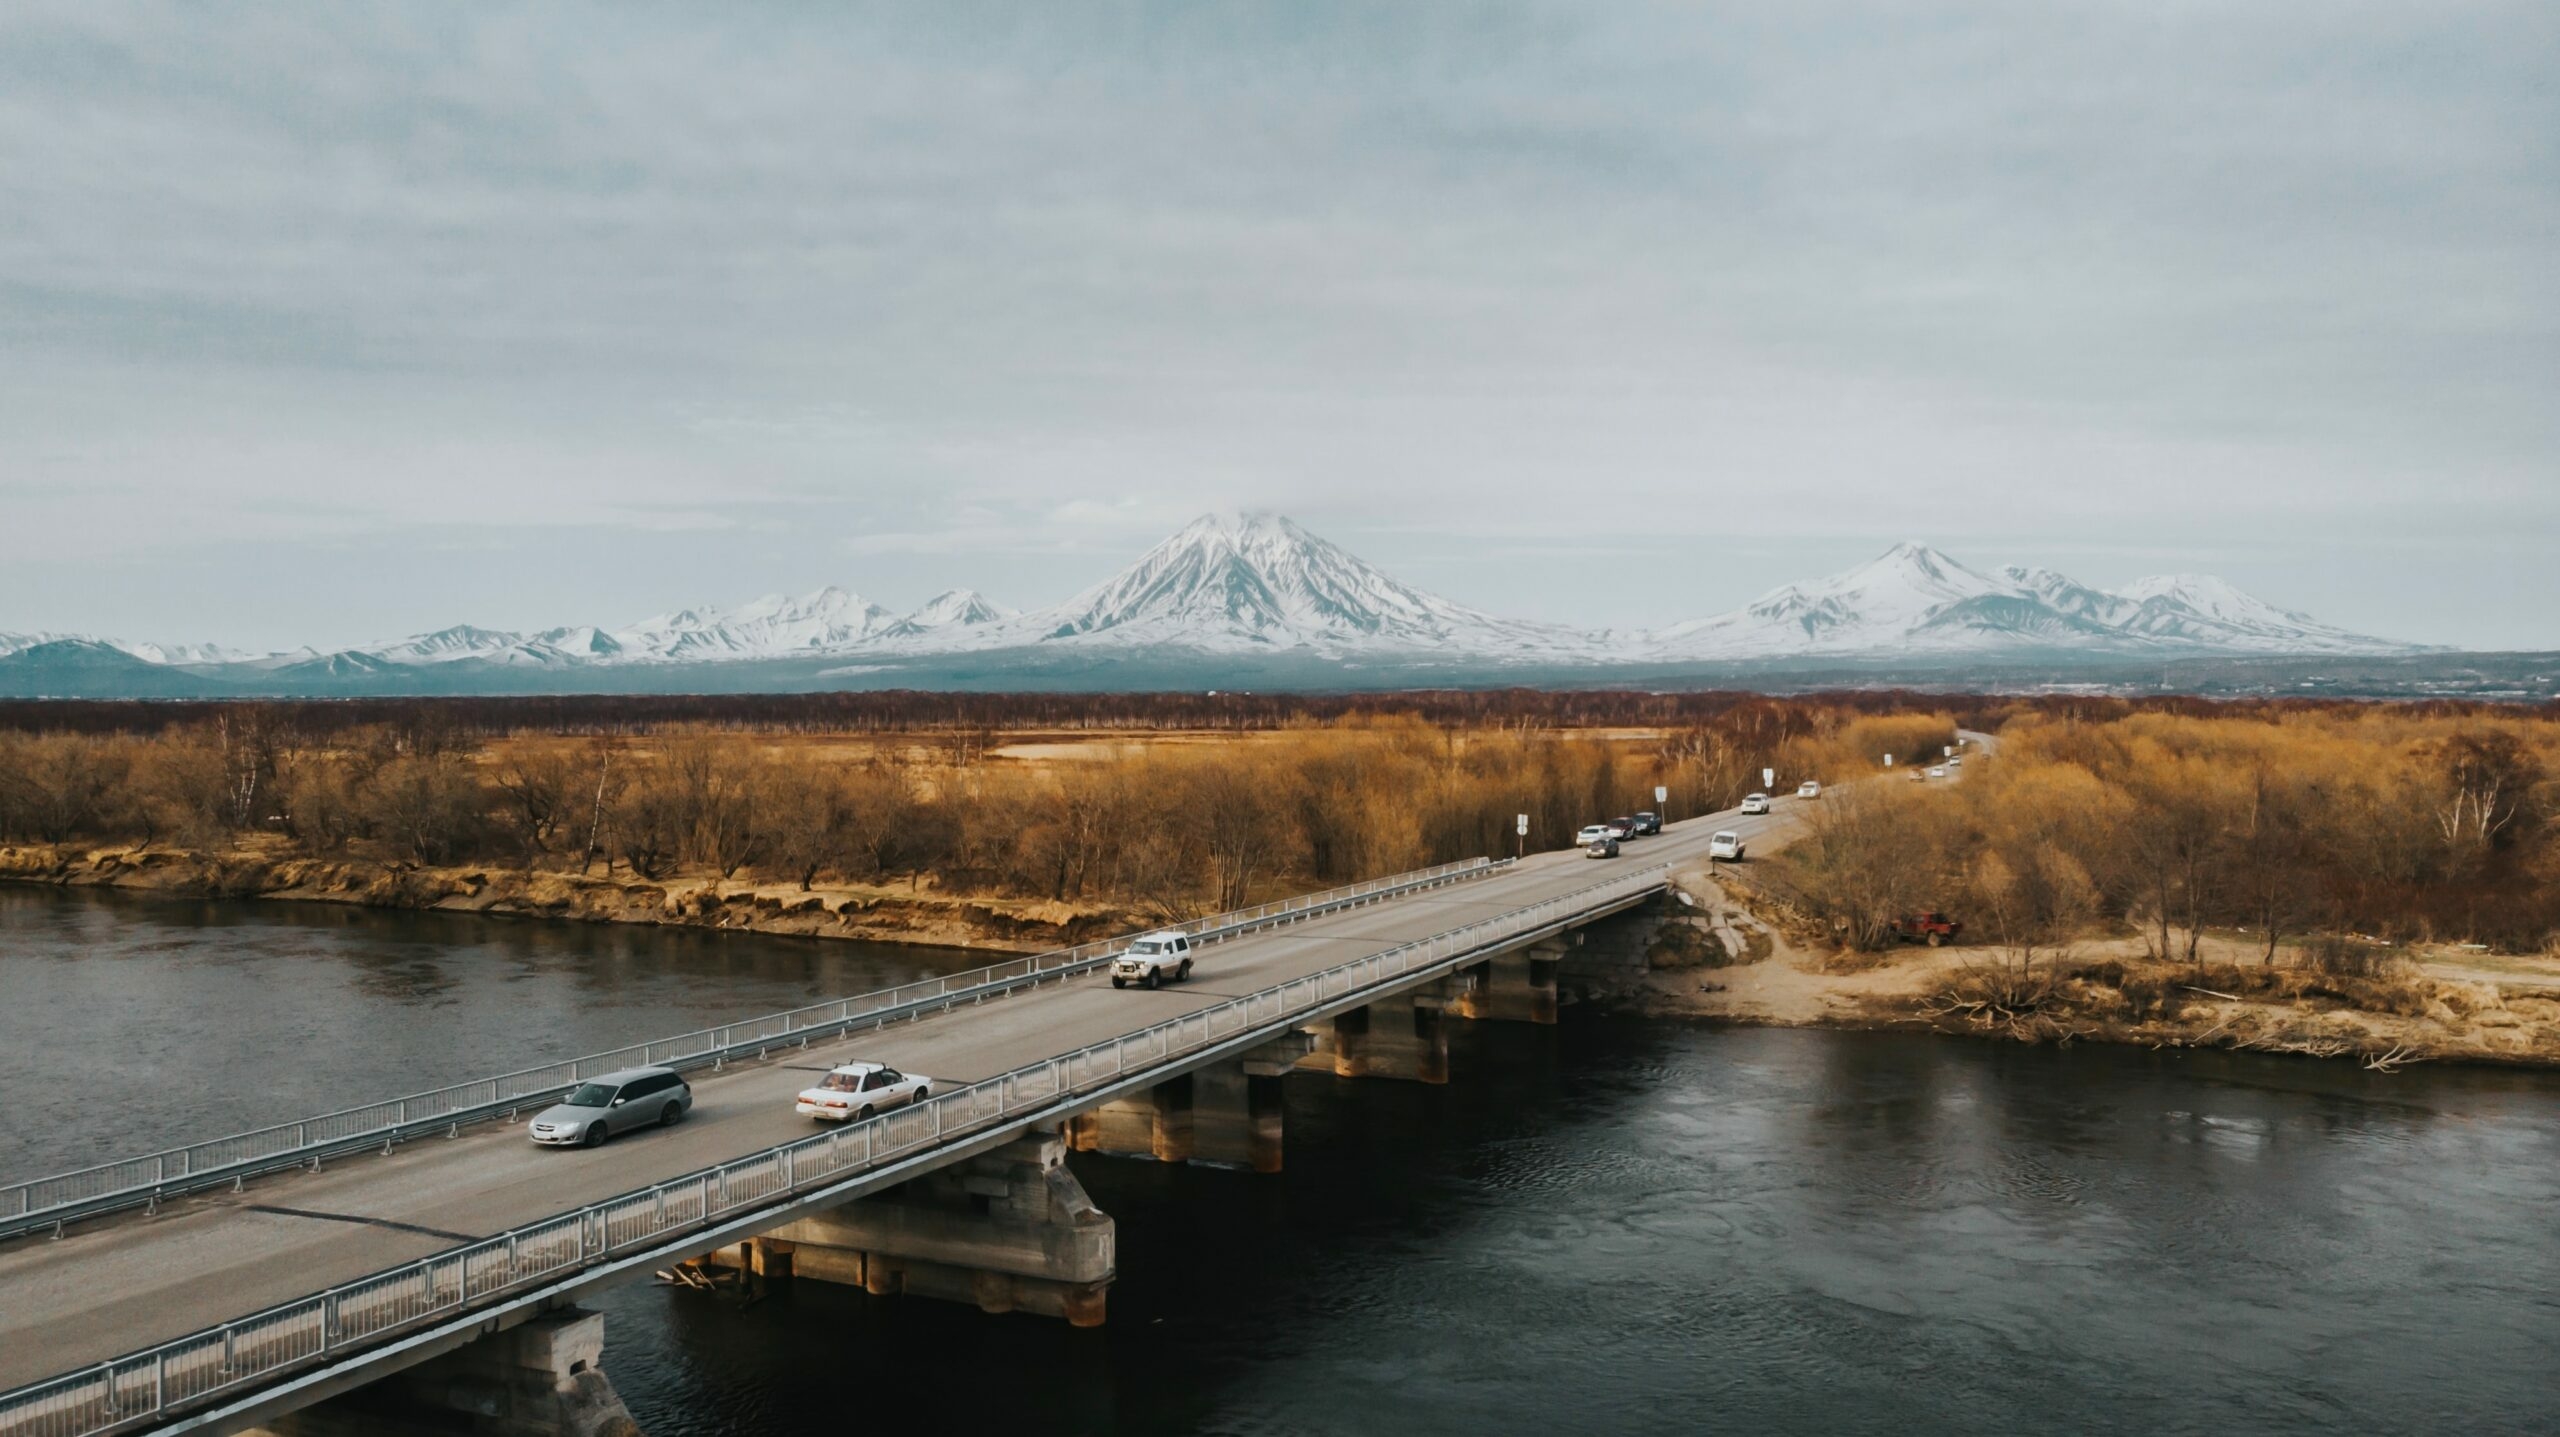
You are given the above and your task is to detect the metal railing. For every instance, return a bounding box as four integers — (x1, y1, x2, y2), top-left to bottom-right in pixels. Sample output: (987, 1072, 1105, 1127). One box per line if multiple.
(0, 856, 1507, 1241)
(0, 859, 1671, 1437)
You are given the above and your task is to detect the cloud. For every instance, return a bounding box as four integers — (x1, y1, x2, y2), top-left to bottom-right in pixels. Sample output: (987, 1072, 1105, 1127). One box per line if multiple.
(0, 1, 2551, 648)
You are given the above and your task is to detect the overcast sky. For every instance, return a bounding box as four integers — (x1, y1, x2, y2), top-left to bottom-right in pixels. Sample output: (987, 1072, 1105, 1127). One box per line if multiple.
(3, 2, 2553, 651)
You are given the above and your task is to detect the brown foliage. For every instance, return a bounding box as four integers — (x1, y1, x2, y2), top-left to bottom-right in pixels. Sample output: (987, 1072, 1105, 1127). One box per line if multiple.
(1768, 707, 2560, 954)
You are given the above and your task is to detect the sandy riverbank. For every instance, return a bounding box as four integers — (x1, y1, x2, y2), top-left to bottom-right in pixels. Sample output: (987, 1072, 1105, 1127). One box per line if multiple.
(0, 840, 1108, 954)
(1632, 866, 2560, 1071)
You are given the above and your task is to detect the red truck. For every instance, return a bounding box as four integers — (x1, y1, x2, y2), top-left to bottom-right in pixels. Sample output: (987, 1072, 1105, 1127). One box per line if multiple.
(1894, 911, 1963, 947)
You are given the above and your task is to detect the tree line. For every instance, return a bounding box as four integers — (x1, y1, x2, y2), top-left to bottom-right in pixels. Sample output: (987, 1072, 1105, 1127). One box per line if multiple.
(0, 701, 1950, 918)
(1767, 708, 2559, 956)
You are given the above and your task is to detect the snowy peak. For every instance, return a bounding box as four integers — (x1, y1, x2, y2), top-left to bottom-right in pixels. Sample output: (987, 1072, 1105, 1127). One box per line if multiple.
(1010, 510, 1530, 651)
(1661, 542, 2012, 653)
(18, 520, 2432, 680)
(880, 588, 1016, 641)
(1652, 544, 2412, 658)
(612, 586, 894, 661)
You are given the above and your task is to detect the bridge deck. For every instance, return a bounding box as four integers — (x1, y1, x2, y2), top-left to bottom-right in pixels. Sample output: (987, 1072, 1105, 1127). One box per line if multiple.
(0, 807, 1782, 1399)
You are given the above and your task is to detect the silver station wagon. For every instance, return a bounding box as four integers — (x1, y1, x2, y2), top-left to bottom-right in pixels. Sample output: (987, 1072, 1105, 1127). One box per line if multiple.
(528, 1065, 693, 1148)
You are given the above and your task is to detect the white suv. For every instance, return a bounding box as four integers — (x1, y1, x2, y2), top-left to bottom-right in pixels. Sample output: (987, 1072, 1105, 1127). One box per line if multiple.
(1111, 930, 1195, 989)
(1708, 831, 1747, 861)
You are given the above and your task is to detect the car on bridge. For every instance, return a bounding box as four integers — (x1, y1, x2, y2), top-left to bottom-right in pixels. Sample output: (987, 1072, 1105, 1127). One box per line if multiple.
(1632, 811, 1662, 835)
(796, 1061, 931, 1120)
(1927, 765, 1948, 779)
(1796, 780, 1822, 799)
(1575, 823, 1615, 847)
(1739, 793, 1771, 815)
(1707, 831, 1747, 861)
(528, 1066, 692, 1148)
(1111, 930, 1196, 989)
(1584, 834, 1621, 858)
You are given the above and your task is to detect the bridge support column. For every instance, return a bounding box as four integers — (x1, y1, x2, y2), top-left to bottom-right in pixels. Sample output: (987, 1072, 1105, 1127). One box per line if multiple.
(1068, 1073, 1194, 1162)
(1068, 1034, 1310, 1171)
(245, 1308, 639, 1437)
(1450, 937, 1566, 1025)
(1194, 1035, 1309, 1172)
(1299, 984, 1463, 1084)
(768, 1128, 1114, 1326)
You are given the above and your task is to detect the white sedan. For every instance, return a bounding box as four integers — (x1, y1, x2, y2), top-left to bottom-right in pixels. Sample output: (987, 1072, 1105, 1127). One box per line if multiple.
(796, 1062, 931, 1122)
(1739, 793, 1771, 815)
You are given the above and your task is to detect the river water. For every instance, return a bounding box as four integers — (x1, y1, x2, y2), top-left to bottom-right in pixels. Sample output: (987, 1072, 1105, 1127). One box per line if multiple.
(4, 887, 2556, 1435)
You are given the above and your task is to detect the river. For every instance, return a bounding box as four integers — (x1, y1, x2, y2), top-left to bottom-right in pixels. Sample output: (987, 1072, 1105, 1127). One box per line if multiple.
(4, 886, 2556, 1435)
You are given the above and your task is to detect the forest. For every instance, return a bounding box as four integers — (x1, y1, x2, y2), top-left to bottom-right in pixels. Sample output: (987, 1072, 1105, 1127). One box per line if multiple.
(1766, 707, 2560, 955)
(1, 692, 2552, 951)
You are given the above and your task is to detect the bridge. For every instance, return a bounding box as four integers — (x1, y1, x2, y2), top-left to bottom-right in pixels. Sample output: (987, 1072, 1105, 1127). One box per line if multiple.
(0, 799, 1814, 1437)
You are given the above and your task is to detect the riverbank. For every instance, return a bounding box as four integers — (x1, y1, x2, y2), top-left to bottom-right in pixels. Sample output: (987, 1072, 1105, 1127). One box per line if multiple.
(0, 840, 1103, 953)
(1633, 867, 2560, 1071)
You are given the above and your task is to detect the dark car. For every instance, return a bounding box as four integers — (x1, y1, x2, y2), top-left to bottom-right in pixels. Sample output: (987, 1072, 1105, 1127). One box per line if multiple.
(1608, 815, 1638, 839)
(1631, 811, 1662, 835)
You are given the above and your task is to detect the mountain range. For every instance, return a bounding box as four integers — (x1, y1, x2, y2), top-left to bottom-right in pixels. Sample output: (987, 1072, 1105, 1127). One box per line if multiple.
(0, 513, 2436, 697)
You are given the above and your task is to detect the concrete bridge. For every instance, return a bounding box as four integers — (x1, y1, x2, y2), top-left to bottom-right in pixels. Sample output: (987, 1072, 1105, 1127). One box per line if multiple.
(0, 802, 1807, 1437)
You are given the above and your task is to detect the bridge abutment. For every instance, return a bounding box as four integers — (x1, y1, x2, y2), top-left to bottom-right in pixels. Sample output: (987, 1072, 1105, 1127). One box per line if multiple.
(762, 1129, 1114, 1326)
(244, 1308, 640, 1437)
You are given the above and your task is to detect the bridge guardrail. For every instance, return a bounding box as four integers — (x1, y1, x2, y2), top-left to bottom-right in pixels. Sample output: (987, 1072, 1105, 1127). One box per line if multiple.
(0, 859, 1671, 1437)
(0, 856, 1509, 1242)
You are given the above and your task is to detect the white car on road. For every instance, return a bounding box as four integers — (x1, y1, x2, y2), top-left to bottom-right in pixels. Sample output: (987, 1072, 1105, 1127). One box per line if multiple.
(1111, 930, 1195, 989)
(1575, 824, 1614, 847)
(1739, 793, 1771, 815)
(1928, 766, 1948, 779)
(796, 1062, 930, 1122)
(1708, 831, 1747, 861)
(1796, 780, 1821, 799)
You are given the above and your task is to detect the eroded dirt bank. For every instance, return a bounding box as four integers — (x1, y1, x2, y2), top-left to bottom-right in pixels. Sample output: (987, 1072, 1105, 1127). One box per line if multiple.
(1627, 867, 2560, 1071)
(0, 841, 1115, 953)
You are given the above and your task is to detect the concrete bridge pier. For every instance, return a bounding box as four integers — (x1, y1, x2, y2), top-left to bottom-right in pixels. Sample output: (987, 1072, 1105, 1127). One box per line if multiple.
(761, 1128, 1114, 1326)
(245, 1308, 640, 1437)
(1069, 1034, 1311, 1171)
(1449, 938, 1566, 1024)
(1300, 976, 1473, 1084)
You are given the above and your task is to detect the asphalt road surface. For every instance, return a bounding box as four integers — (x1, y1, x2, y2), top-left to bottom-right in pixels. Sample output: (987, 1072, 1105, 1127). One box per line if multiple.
(5, 744, 1994, 1394)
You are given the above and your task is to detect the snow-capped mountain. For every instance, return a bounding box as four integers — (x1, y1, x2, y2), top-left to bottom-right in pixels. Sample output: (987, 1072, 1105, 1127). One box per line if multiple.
(878, 589, 1018, 642)
(963, 511, 1596, 657)
(0, 631, 75, 659)
(609, 587, 897, 662)
(3, 632, 252, 666)
(1648, 544, 2411, 659)
(4, 519, 2430, 695)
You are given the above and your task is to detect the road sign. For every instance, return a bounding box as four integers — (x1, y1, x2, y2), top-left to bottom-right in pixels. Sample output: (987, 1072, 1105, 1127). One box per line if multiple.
(1944, 745, 1953, 758)
(1654, 785, 1667, 804)
(1762, 767, 1774, 789)
(1884, 754, 1894, 767)
(1516, 813, 1529, 835)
